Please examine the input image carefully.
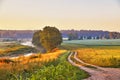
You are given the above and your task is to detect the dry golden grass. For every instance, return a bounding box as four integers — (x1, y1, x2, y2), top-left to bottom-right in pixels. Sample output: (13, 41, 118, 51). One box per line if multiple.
(0, 50, 66, 73)
(13, 50, 66, 64)
(76, 48, 120, 67)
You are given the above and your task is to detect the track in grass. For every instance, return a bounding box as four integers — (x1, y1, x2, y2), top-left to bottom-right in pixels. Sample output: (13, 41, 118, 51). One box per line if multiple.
(68, 52, 120, 80)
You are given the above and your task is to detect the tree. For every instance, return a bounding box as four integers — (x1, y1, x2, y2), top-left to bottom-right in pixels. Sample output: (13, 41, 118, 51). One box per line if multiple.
(32, 30, 41, 47)
(32, 26, 62, 52)
(32, 30, 46, 53)
(68, 32, 78, 40)
(109, 32, 120, 39)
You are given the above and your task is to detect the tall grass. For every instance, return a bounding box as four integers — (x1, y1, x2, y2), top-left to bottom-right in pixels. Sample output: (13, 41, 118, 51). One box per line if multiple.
(11, 52, 88, 80)
(0, 50, 66, 80)
(77, 48, 120, 67)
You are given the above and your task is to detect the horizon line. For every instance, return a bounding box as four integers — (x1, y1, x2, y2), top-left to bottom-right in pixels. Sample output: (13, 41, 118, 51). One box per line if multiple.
(0, 29, 119, 32)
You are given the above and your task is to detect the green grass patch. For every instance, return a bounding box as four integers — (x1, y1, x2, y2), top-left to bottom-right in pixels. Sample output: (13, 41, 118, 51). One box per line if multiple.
(61, 39, 120, 49)
(59, 43, 120, 50)
(59, 39, 120, 68)
(63, 39, 120, 46)
(9, 52, 89, 80)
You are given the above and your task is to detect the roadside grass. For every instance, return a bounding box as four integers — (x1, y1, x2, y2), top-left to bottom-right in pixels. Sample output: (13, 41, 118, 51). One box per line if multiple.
(60, 40, 120, 68)
(70, 52, 97, 69)
(76, 49, 120, 68)
(0, 50, 66, 80)
(0, 51, 89, 80)
(0, 39, 120, 80)
(11, 52, 89, 80)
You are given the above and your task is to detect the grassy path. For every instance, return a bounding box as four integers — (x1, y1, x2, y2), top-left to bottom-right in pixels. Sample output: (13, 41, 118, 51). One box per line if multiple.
(68, 52, 120, 80)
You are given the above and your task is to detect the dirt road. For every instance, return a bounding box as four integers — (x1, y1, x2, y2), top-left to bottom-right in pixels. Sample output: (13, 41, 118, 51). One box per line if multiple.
(68, 52, 120, 80)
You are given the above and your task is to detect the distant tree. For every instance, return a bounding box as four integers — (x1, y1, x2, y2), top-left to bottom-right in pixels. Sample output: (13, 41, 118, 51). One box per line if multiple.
(32, 26, 62, 52)
(68, 33, 73, 40)
(78, 36, 83, 40)
(87, 36, 92, 39)
(68, 32, 78, 40)
(96, 36, 99, 39)
(109, 32, 120, 39)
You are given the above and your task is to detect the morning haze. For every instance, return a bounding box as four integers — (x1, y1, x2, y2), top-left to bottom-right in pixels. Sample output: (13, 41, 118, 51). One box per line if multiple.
(0, 1, 120, 80)
(0, 0, 120, 32)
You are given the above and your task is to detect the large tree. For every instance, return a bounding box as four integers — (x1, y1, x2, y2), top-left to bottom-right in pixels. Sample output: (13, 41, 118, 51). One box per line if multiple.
(32, 30, 46, 52)
(32, 26, 62, 52)
(32, 30, 41, 47)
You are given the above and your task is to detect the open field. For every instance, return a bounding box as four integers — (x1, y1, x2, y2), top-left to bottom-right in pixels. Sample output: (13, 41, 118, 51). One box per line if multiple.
(0, 50, 65, 79)
(61, 39, 120, 67)
(0, 50, 89, 80)
(15, 52, 88, 80)
(63, 39, 120, 46)
(0, 39, 120, 79)
(77, 48, 120, 67)
(68, 52, 120, 80)
(0, 42, 88, 80)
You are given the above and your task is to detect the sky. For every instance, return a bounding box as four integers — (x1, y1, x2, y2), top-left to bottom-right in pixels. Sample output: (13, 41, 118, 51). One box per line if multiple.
(0, 0, 120, 32)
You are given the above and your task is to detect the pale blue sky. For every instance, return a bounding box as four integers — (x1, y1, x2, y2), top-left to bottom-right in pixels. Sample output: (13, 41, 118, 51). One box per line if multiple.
(0, 0, 120, 31)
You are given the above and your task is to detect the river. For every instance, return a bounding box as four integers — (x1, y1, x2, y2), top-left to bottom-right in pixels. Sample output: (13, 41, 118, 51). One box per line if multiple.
(10, 41, 35, 59)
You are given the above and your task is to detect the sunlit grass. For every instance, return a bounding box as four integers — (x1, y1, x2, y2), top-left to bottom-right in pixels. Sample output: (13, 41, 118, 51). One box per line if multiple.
(10, 52, 89, 80)
(76, 48, 120, 67)
(12, 50, 66, 64)
(0, 50, 66, 80)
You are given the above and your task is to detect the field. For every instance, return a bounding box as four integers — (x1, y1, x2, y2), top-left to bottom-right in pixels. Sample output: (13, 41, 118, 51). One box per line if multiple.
(12, 52, 88, 80)
(0, 39, 120, 80)
(0, 42, 88, 80)
(77, 48, 120, 67)
(63, 39, 120, 46)
(62, 39, 120, 67)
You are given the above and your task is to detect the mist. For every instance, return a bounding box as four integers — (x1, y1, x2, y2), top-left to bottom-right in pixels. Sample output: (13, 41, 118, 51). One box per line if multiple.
(0, 0, 3, 9)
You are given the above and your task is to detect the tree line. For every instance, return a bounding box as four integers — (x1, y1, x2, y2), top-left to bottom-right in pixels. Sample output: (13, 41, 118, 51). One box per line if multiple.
(0, 29, 120, 40)
(61, 30, 120, 40)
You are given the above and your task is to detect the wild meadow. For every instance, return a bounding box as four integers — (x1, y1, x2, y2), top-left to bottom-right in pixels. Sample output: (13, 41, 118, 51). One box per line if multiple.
(10, 52, 88, 80)
(0, 42, 88, 80)
(62, 39, 120, 67)
(0, 39, 120, 80)
(0, 48, 67, 80)
(76, 48, 120, 67)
